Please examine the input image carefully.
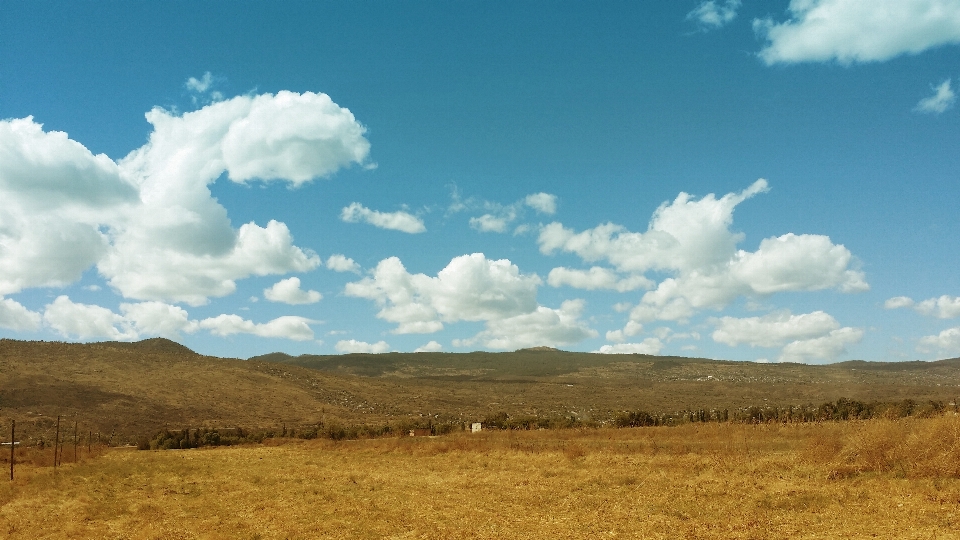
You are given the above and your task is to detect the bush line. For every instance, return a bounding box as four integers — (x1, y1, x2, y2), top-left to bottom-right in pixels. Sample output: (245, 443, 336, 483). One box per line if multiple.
(135, 398, 955, 451)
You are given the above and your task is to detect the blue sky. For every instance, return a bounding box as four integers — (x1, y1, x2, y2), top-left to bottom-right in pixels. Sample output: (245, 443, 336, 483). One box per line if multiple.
(1, 0, 959, 362)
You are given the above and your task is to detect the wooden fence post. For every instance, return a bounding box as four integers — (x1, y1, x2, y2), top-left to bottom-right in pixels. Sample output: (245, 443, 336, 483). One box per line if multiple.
(54, 415, 60, 469)
(73, 421, 78, 463)
(9, 420, 14, 481)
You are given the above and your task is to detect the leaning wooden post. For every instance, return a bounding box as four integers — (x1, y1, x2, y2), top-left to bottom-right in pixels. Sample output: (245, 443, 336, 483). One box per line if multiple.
(73, 421, 78, 463)
(10, 420, 15, 481)
(54, 415, 60, 469)
(87, 430, 91, 456)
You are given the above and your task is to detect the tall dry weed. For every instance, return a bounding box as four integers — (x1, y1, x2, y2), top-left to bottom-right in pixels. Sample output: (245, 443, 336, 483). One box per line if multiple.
(824, 413, 960, 478)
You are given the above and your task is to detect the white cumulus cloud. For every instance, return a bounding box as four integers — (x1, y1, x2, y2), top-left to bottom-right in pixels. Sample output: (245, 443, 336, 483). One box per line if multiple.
(0, 297, 41, 331)
(340, 202, 426, 234)
(594, 339, 664, 355)
(38, 295, 313, 342)
(326, 254, 361, 273)
(43, 296, 138, 341)
(345, 253, 541, 334)
(918, 327, 960, 355)
(414, 340, 443, 353)
(119, 301, 199, 338)
(199, 314, 316, 341)
(916, 295, 960, 318)
(605, 321, 644, 343)
(779, 327, 863, 363)
(0, 117, 138, 295)
(687, 0, 741, 29)
(886, 295, 960, 318)
(264, 277, 322, 305)
(712, 310, 841, 347)
(540, 180, 771, 273)
(456, 299, 597, 350)
(524, 192, 558, 214)
(335, 339, 390, 354)
(755, 0, 960, 65)
(884, 296, 916, 309)
(915, 79, 957, 114)
(713, 310, 861, 363)
(547, 266, 652, 292)
(539, 180, 866, 324)
(2, 90, 366, 307)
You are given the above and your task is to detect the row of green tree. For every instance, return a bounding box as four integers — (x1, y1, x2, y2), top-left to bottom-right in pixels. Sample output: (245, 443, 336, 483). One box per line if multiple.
(613, 398, 950, 427)
(138, 398, 953, 450)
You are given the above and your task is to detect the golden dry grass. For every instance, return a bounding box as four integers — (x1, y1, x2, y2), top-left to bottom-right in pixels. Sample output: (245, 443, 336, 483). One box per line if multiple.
(2, 416, 960, 539)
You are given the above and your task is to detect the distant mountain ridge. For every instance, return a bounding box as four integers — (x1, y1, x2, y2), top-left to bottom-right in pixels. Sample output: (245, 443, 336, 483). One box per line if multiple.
(1, 338, 958, 444)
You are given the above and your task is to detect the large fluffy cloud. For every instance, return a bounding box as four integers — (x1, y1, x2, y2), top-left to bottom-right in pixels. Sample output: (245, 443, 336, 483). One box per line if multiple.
(43, 296, 138, 341)
(0, 118, 138, 295)
(540, 180, 771, 273)
(39, 295, 314, 342)
(539, 180, 866, 325)
(917, 327, 960, 355)
(119, 301, 199, 338)
(198, 314, 316, 341)
(345, 253, 542, 334)
(712, 310, 862, 363)
(755, 0, 960, 65)
(712, 311, 841, 347)
(455, 299, 597, 350)
(0, 297, 41, 331)
(346, 253, 596, 349)
(778, 327, 863, 363)
(1, 90, 367, 306)
(916, 296, 960, 318)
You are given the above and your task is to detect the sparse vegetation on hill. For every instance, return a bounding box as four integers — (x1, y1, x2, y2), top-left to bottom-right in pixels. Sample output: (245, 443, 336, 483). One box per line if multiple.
(2, 338, 959, 447)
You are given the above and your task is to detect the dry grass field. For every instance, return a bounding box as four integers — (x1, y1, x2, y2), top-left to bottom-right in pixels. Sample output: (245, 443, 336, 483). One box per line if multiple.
(2, 415, 960, 539)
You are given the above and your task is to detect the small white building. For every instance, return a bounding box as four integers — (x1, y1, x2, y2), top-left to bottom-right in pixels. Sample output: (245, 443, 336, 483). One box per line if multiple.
(471, 423, 482, 433)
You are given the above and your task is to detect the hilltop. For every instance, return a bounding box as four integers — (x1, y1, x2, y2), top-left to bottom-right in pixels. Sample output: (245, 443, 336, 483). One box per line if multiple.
(2, 338, 959, 444)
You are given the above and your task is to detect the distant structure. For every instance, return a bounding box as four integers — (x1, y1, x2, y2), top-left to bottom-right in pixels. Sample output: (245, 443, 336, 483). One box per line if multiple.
(471, 423, 482, 433)
(409, 428, 431, 437)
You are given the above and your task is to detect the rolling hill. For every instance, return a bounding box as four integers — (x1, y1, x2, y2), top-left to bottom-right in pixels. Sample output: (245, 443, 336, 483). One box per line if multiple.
(2, 338, 959, 445)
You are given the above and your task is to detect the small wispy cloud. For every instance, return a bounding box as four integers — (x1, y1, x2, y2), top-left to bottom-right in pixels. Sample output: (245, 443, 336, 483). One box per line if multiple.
(185, 71, 224, 103)
(340, 202, 426, 234)
(454, 191, 560, 234)
(687, 0, 741, 30)
(915, 79, 956, 114)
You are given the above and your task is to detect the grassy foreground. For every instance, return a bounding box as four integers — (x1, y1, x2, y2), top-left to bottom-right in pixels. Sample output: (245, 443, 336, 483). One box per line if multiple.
(2, 416, 960, 539)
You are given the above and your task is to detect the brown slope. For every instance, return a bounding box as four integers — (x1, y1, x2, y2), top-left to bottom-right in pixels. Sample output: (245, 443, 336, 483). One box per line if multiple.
(0, 339, 397, 444)
(3, 339, 960, 446)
